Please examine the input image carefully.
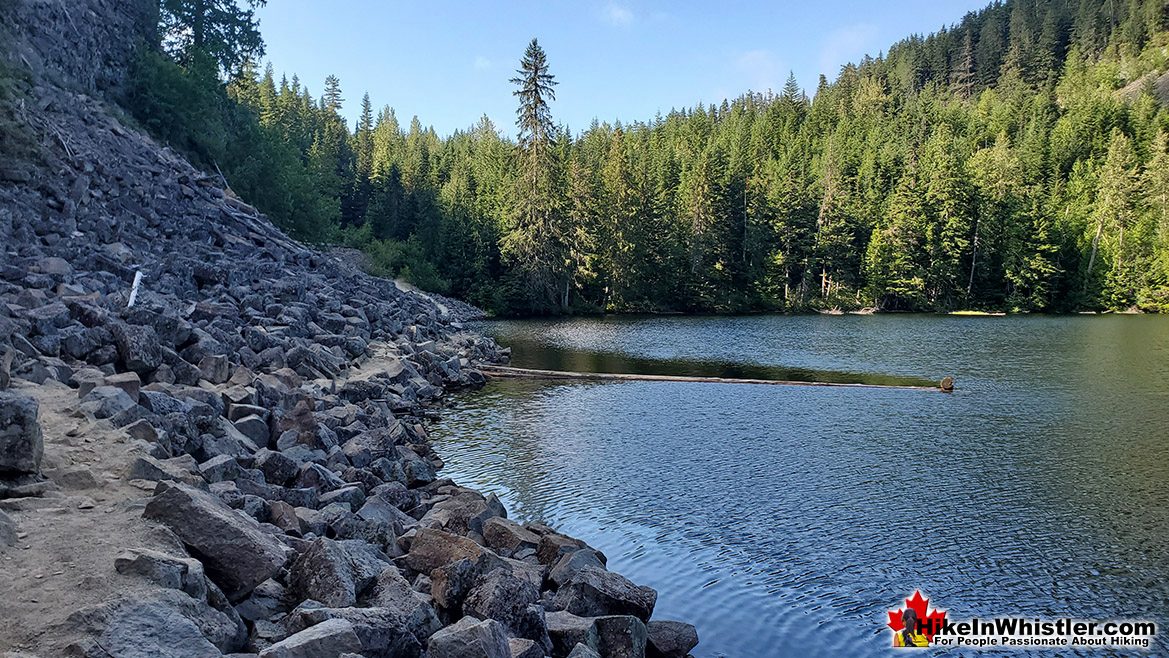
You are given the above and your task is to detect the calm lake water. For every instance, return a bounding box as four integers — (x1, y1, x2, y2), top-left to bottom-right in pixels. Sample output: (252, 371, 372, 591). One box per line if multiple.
(429, 315, 1169, 657)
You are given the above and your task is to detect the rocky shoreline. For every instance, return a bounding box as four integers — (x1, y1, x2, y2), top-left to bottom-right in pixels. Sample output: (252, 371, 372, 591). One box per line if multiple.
(0, 1, 698, 657)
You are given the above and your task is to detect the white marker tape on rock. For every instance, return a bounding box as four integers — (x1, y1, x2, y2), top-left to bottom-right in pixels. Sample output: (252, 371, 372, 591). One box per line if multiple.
(127, 270, 143, 307)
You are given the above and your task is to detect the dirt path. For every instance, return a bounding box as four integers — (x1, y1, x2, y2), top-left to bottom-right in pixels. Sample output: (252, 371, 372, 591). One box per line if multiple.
(393, 278, 450, 317)
(0, 381, 176, 655)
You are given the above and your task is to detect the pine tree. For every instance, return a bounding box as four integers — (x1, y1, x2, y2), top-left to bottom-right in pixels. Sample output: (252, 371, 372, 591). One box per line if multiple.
(1086, 129, 1140, 305)
(865, 164, 927, 309)
(921, 124, 974, 307)
(159, 0, 267, 75)
(503, 38, 564, 310)
(951, 30, 977, 99)
(322, 75, 345, 115)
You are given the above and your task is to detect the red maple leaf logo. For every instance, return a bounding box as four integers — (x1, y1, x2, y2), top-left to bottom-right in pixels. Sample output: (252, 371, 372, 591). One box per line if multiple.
(887, 590, 947, 642)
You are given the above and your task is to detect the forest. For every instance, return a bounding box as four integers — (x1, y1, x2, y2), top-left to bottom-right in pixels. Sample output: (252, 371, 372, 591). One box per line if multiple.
(130, 0, 1169, 315)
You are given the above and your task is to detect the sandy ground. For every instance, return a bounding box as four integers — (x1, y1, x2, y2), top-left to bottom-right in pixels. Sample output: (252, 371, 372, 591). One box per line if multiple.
(0, 381, 176, 655)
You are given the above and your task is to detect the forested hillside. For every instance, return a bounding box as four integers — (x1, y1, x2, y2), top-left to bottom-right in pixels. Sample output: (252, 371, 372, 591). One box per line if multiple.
(128, 0, 1169, 315)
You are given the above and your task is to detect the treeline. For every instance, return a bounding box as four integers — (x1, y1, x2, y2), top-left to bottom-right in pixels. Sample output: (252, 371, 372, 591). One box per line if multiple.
(129, 0, 1169, 314)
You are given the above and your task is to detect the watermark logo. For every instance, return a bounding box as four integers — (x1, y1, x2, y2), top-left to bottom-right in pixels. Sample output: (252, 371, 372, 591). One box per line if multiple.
(886, 590, 1158, 650)
(887, 591, 947, 647)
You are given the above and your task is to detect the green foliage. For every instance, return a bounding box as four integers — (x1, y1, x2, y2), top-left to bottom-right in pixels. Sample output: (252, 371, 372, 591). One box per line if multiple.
(125, 0, 1169, 316)
(159, 0, 266, 76)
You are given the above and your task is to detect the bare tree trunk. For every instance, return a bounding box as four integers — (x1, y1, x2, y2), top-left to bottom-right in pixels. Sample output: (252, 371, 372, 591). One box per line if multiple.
(966, 216, 979, 296)
(1085, 217, 1105, 291)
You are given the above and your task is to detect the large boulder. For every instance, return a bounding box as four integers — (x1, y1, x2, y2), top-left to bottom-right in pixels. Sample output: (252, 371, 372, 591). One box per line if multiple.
(114, 548, 208, 600)
(287, 538, 393, 608)
(258, 617, 362, 658)
(482, 517, 540, 556)
(66, 589, 245, 657)
(283, 604, 423, 658)
(143, 481, 288, 600)
(646, 620, 700, 658)
(404, 528, 492, 574)
(111, 322, 163, 374)
(593, 615, 648, 658)
(420, 491, 505, 536)
(546, 611, 598, 657)
(463, 568, 550, 652)
(0, 391, 43, 475)
(362, 567, 443, 642)
(549, 549, 606, 588)
(79, 385, 139, 420)
(287, 538, 360, 608)
(551, 568, 657, 623)
(426, 616, 510, 658)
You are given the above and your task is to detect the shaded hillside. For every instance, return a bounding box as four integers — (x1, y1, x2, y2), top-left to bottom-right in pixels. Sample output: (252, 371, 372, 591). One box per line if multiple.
(117, 0, 1169, 315)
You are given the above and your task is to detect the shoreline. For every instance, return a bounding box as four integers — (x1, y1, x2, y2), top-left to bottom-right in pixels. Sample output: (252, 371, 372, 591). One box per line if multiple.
(0, 26, 698, 657)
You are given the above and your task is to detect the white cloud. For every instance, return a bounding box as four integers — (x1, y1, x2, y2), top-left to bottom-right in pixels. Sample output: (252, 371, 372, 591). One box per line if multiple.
(818, 24, 880, 79)
(602, 3, 634, 27)
(473, 55, 492, 71)
(735, 49, 782, 93)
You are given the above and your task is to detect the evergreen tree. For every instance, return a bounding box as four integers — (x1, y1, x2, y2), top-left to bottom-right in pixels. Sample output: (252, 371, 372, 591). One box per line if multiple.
(159, 0, 266, 75)
(503, 38, 564, 310)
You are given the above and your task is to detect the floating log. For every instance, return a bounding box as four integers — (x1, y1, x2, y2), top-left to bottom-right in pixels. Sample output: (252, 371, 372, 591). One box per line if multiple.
(481, 365, 954, 392)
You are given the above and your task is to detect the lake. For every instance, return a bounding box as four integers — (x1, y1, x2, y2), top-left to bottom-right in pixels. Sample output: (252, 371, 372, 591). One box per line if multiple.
(429, 314, 1169, 657)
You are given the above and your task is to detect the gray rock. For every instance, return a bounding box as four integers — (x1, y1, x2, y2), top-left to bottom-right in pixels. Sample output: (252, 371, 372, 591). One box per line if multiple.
(255, 448, 299, 486)
(140, 389, 192, 415)
(551, 568, 657, 622)
(296, 461, 346, 491)
(427, 616, 510, 658)
(198, 455, 241, 483)
(549, 549, 606, 588)
(258, 618, 362, 658)
(126, 454, 201, 484)
(362, 567, 442, 642)
(287, 538, 359, 607)
(198, 354, 230, 384)
(0, 392, 43, 475)
(111, 323, 163, 374)
(282, 605, 422, 658)
(69, 589, 245, 656)
(234, 578, 289, 622)
(646, 620, 699, 658)
(143, 481, 288, 600)
(357, 493, 418, 534)
(545, 611, 598, 657)
(319, 485, 366, 511)
(464, 568, 550, 652)
(104, 371, 142, 402)
(483, 517, 540, 556)
(124, 418, 160, 443)
(593, 616, 647, 658)
(114, 548, 209, 600)
(536, 533, 587, 567)
(508, 637, 543, 658)
(54, 465, 101, 490)
(234, 414, 270, 446)
(567, 644, 602, 658)
(79, 385, 138, 420)
(422, 491, 505, 536)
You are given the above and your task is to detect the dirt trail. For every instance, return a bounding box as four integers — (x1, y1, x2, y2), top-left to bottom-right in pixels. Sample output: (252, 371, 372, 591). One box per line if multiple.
(0, 382, 178, 655)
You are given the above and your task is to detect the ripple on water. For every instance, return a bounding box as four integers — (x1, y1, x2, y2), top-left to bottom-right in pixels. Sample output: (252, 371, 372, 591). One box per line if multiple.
(434, 316, 1169, 657)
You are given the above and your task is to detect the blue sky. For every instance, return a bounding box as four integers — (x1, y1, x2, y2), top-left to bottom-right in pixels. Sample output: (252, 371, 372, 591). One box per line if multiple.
(256, 1, 989, 137)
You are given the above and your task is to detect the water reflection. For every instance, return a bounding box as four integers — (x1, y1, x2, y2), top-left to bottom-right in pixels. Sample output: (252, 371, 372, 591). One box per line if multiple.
(435, 315, 1169, 657)
(478, 317, 938, 387)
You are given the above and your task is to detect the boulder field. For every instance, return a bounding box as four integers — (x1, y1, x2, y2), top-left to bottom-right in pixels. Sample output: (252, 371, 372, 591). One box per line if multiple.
(0, 1, 699, 656)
